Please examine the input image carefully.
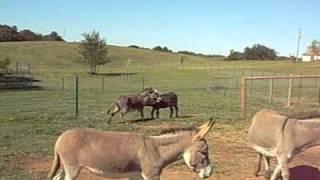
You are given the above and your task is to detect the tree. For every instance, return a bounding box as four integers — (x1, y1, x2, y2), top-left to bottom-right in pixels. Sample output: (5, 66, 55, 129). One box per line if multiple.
(0, 24, 19, 42)
(152, 46, 172, 53)
(43, 31, 64, 41)
(243, 44, 277, 60)
(226, 50, 245, 60)
(79, 31, 109, 74)
(18, 30, 36, 41)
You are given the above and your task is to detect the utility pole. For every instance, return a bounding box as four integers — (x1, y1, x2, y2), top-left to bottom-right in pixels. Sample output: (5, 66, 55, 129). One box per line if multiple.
(295, 28, 302, 63)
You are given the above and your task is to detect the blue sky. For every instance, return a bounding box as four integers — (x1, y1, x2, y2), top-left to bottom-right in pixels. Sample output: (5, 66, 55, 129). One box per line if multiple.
(0, 0, 319, 56)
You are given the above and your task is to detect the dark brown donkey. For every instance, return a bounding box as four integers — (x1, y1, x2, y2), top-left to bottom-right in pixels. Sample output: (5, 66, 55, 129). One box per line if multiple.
(146, 92, 178, 119)
(107, 88, 161, 123)
(48, 119, 215, 180)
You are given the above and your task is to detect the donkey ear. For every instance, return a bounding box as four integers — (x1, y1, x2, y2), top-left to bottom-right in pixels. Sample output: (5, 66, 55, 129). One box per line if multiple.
(192, 118, 215, 141)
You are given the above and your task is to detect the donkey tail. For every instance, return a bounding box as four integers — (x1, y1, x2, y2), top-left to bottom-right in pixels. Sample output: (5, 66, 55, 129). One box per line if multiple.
(48, 149, 60, 179)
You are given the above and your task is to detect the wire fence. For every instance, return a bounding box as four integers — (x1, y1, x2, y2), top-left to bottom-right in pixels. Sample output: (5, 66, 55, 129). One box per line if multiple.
(1, 69, 320, 122)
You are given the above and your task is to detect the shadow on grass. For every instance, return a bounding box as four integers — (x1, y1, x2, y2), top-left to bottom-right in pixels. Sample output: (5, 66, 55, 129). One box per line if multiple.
(0, 86, 43, 91)
(177, 115, 194, 118)
(92, 72, 138, 77)
(129, 118, 155, 123)
(290, 165, 320, 180)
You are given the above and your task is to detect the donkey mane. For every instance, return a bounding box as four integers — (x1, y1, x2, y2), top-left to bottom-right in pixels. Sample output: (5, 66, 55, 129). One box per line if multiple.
(288, 111, 320, 120)
(159, 126, 196, 135)
(264, 108, 320, 120)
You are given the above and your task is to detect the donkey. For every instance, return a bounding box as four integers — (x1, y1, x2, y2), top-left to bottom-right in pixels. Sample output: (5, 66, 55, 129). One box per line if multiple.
(146, 92, 179, 119)
(248, 109, 320, 180)
(48, 119, 215, 180)
(106, 88, 161, 123)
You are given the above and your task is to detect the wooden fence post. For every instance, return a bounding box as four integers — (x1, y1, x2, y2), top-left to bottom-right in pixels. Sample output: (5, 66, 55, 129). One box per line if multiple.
(269, 79, 273, 103)
(287, 74, 293, 107)
(240, 77, 247, 119)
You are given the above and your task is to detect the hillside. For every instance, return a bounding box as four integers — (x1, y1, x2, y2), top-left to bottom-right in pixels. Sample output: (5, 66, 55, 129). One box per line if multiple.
(0, 41, 218, 77)
(0, 41, 319, 78)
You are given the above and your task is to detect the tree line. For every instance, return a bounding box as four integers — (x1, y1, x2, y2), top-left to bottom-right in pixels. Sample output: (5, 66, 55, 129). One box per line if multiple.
(0, 24, 64, 42)
(128, 45, 225, 58)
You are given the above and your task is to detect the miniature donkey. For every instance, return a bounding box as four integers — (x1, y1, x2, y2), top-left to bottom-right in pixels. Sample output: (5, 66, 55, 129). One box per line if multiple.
(107, 88, 161, 123)
(146, 92, 178, 119)
(248, 109, 320, 180)
(49, 119, 215, 180)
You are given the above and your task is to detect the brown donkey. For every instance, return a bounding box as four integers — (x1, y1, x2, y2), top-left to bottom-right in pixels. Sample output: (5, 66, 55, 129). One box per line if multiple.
(48, 119, 215, 180)
(107, 87, 161, 123)
(248, 109, 320, 180)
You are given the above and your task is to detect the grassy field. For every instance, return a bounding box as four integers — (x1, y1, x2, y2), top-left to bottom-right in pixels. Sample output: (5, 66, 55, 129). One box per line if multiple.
(1, 41, 320, 179)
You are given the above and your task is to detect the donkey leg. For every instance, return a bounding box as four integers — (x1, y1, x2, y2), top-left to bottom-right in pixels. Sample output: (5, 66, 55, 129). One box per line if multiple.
(156, 108, 160, 119)
(254, 153, 263, 177)
(64, 165, 81, 180)
(169, 106, 174, 118)
(120, 111, 126, 122)
(174, 105, 179, 118)
(270, 163, 282, 180)
(279, 157, 290, 180)
(139, 108, 144, 121)
(151, 108, 155, 119)
(52, 169, 65, 180)
(107, 105, 120, 124)
(264, 156, 271, 179)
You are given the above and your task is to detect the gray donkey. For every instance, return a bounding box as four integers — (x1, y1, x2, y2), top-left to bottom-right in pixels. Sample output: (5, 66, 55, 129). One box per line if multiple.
(107, 88, 161, 123)
(48, 119, 215, 180)
(249, 109, 320, 180)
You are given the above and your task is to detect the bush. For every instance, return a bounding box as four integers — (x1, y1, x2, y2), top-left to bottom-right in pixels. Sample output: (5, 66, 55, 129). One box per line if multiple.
(152, 46, 172, 53)
(0, 57, 11, 73)
(225, 50, 245, 60)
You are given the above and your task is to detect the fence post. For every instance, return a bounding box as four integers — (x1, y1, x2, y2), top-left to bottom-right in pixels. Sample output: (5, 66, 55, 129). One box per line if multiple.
(250, 73, 254, 96)
(142, 77, 145, 90)
(287, 74, 293, 107)
(240, 77, 247, 119)
(269, 79, 273, 103)
(62, 78, 65, 90)
(318, 78, 320, 105)
(235, 77, 238, 89)
(102, 77, 104, 91)
(75, 76, 79, 117)
(28, 64, 31, 74)
(16, 62, 19, 74)
(298, 73, 302, 101)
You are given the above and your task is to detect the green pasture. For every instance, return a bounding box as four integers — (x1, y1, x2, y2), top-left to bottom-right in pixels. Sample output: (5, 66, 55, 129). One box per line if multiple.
(1, 41, 320, 179)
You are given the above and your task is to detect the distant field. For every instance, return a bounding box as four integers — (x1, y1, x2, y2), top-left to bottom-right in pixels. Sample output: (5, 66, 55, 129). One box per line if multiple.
(1, 41, 320, 179)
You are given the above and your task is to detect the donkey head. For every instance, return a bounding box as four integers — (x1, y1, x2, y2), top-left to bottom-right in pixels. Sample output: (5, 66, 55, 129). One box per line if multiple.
(183, 119, 215, 178)
(140, 87, 161, 104)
